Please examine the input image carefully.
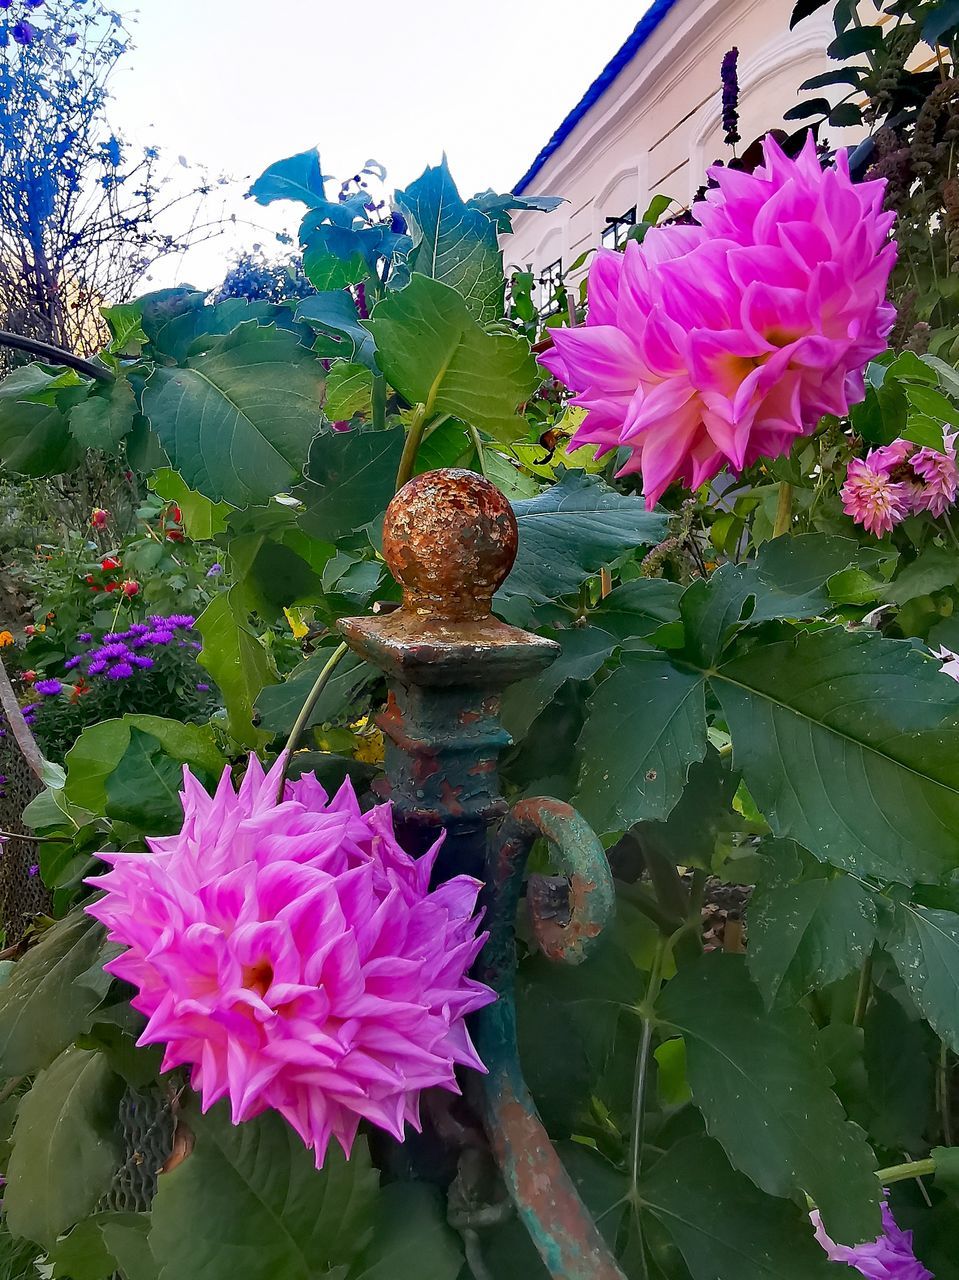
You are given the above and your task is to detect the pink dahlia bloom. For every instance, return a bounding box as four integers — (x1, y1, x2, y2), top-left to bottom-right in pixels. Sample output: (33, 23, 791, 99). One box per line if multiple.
(812, 1203, 932, 1279)
(540, 132, 897, 508)
(842, 430, 958, 535)
(86, 757, 495, 1166)
(840, 456, 911, 537)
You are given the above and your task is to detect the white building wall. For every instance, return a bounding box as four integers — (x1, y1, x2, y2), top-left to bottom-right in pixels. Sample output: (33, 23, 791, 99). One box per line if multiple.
(504, 0, 860, 291)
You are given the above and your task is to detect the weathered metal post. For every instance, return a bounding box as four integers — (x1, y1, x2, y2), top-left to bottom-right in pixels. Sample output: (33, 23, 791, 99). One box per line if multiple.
(340, 468, 626, 1280)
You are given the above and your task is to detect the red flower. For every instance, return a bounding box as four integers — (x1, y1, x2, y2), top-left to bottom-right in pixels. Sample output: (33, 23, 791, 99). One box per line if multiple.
(101, 556, 121, 572)
(120, 579, 140, 597)
(23, 670, 36, 683)
(104, 581, 118, 593)
(166, 530, 184, 543)
(24, 625, 35, 637)
(90, 507, 110, 529)
(169, 504, 182, 524)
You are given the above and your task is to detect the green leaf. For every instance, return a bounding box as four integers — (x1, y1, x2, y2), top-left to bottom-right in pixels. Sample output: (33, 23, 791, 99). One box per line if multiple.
(297, 426, 405, 541)
(6, 1048, 124, 1249)
(747, 873, 878, 1007)
(51, 1212, 151, 1280)
(255, 645, 374, 736)
(295, 291, 378, 371)
(864, 990, 933, 1150)
(365, 274, 538, 444)
(501, 626, 615, 741)
(500, 470, 668, 614)
(639, 1137, 838, 1280)
(347, 1184, 463, 1280)
(658, 954, 880, 1244)
(149, 1102, 378, 1280)
(630, 747, 740, 869)
(69, 377, 137, 454)
(711, 627, 959, 883)
(0, 365, 82, 476)
(590, 578, 683, 645)
(151, 298, 287, 365)
(575, 650, 707, 833)
(466, 188, 564, 234)
(889, 903, 959, 1053)
(143, 324, 325, 507)
(300, 222, 373, 292)
(101, 1213, 156, 1280)
(0, 910, 108, 1076)
(923, 0, 959, 44)
(397, 160, 505, 323)
(248, 149, 327, 207)
(150, 469, 230, 540)
(105, 728, 185, 833)
(324, 363, 374, 420)
(827, 25, 883, 57)
(197, 592, 277, 748)
(883, 546, 959, 606)
(101, 302, 149, 355)
(65, 716, 222, 817)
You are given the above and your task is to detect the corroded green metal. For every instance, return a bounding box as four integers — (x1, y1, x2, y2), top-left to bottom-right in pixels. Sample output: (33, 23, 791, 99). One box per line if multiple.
(340, 468, 625, 1280)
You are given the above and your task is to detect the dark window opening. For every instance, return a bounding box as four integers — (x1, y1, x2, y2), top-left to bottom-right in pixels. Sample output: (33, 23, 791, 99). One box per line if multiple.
(601, 206, 637, 250)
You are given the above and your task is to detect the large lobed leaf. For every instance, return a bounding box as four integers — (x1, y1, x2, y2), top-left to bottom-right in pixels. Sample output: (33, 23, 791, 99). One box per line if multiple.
(658, 954, 880, 1244)
(0, 365, 82, 476)
(889, 903, 959, 1053)
(196, 592, 277, 748)
(396, 159, 505, 323)
(297, 426, 405, 542)
(149, 1102, 378, 1280)
(142, 323, 326, 507)
(365, 273, 538, 443)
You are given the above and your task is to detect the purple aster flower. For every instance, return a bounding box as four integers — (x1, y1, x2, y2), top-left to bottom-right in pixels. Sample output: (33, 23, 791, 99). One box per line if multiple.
(127, 623, 150, 635)
(168, 614, 195, 629)
(98, 642, 130, 660)
(27, 864, 38, 878)
(104, 631, 131, 643)
(64, 655, 83, 670)
(106, 662, 134, 680)
(130, 655, 154, 669)
(77, 632, 92, 643)
(22, 703, 38, 715)
(144, 630, 174, 645)
(812, 1202, 932, 1278)
(88, 657, 108, 675)
(720, 47, 740, 146)
(34, 679, 62, 696)
(207, 563, 223, 577)
(196, 683, 210, 692)
(12, 19, 36, 43)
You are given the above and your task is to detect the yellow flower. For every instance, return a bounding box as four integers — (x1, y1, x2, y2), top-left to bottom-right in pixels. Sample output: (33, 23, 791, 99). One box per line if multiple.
(283, 607, 310, 641)
(353, 727, 385, 766)
(0, 631, 13, 648)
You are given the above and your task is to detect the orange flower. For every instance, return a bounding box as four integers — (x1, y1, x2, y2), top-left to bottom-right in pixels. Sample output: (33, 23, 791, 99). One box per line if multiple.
(0, 631, 13, 648)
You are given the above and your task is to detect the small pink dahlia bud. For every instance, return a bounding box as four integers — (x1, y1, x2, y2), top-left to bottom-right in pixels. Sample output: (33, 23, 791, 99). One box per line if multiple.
(86, 758, 494, 1167)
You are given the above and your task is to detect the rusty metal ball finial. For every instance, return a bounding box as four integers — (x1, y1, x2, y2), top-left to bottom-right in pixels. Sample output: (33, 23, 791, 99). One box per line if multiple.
(382, 468, 518, 621)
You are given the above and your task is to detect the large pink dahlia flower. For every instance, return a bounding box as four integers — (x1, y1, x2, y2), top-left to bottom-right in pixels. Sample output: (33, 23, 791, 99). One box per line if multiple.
(540, 133, 897, 508)
(86, 757, 495, 1166)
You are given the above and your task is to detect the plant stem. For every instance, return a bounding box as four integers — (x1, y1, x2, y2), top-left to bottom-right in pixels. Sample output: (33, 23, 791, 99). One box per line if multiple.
(395, 404, 428, 492)
(940, 1042, 954, 1146)
(643, 846, 689, 924)
(853, 950, 874, 1028)
(0, 330, 115, 382)
(628, 938, 667, 1279)
(875, 1158, 936, 1186)
(275, 642, 349, 801)
(469, 425, 487, 478)
(773, 481, 793, 538)
(0, 829, 53, 844)
(371, 374, 387, 432)
(0, 1076, 23, 1105)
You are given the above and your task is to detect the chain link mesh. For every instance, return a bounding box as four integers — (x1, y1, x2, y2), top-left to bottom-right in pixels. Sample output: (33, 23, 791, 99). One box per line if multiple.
(99, 1085, 175, 1214)
(0, 725, 48, 945)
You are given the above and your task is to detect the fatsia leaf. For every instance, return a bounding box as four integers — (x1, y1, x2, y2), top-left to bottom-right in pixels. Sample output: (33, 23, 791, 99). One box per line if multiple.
(142, 323, 326, 507)
(248, 149, 327, 207)
(297, 425, 405, 542)
(347, 1184, 463, 1280)
(149, 1102, 378, 1280)
(747, 872, 878, 1007)
(575, 650, 708, 834)
(69, 376, 137, 454)
(639, 1137, 838, 1279)
(364, 274, 538, 444)
(396, 159, 505, 323)
(5, 1048, 124, 1249)
(711, 627, 959, 884)
(0, 364, 81, 476)
(864, 990, 933, 1150)
(0, 910, 108, 1076)
(590, 578, 683, 645)
(658, 954, 880, 1244)
(889, 903, 959, 1053)
(499, 470, 668, 616)
(197, 592, 277, 748)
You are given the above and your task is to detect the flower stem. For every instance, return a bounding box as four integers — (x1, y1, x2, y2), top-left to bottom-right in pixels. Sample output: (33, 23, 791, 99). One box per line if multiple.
(628, 938, 667, 1279)
(875, 1158, 936, 1186)
(853, 950, 874, 1028)
(395, 404, 428, 492)
(773, 481, 793, 538)
(276, 642, 350, 801)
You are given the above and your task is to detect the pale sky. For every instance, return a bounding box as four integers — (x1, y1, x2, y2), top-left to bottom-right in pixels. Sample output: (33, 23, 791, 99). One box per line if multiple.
(110, 0, 650, 291)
